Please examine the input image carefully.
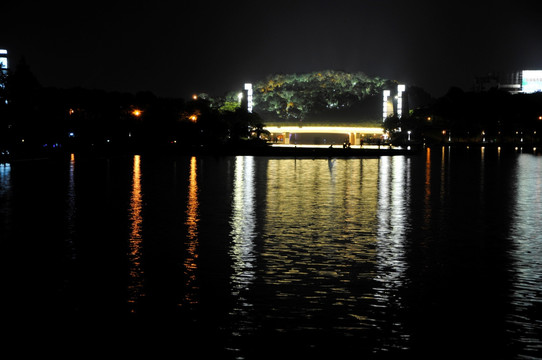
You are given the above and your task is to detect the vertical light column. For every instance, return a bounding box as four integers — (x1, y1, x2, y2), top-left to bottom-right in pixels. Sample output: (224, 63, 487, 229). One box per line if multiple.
(244, 83, 253, 113)
(383, 90, 390, 122)
(397, 84, 405, 118)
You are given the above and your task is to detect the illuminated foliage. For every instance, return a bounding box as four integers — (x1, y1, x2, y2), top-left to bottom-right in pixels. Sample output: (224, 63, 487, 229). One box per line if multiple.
(218, 101, 240, 113)
(247, 70, 393, 121)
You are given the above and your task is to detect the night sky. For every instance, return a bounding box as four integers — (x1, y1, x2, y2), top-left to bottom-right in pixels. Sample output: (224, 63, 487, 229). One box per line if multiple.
(2, 0, 541, 99)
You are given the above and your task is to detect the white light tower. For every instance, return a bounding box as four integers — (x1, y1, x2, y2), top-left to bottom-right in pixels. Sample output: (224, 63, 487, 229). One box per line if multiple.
(383, 90, 390, 122)
(397, 84, 405, 118)
(244, 83, 253, 113)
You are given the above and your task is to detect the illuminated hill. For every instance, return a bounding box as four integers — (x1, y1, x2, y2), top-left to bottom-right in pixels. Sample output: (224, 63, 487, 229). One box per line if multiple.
(250, 70, 395, 126)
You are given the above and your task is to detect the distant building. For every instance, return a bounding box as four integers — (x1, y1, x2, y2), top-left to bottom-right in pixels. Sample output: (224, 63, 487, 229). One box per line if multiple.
(521, 70, 542, 93)
(0, 49, 7, 104)
(475, 70, 542, 94)
(0, 49, 7, 74)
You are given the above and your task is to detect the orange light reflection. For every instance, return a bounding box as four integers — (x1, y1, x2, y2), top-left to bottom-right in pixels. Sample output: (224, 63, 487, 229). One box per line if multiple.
(424, 147, 431, 227)
(183, 156, 199, 305)
(128, 155, 144, 312)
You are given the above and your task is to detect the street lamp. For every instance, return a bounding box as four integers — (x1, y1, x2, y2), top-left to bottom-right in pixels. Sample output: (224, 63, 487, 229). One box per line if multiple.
(407, 130, 411, 141)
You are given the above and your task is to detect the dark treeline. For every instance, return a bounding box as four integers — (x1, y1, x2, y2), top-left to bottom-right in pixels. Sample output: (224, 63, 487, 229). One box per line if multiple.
(0, 59, 266, 159)
(387, 86, 542, 146)
(2, 58, 542, 160)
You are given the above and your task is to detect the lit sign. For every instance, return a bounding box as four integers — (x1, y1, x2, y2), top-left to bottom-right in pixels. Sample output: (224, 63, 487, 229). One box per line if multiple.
(0, 49, 7, 70)
(383, 90, 390, 122)
(522, 70, 542, 93)
(244, 83, 253, 113)
(397, 84, 405, 118)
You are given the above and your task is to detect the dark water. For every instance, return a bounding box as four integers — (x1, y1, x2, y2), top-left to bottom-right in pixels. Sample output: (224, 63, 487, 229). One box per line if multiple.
(1, 147, 541, 359)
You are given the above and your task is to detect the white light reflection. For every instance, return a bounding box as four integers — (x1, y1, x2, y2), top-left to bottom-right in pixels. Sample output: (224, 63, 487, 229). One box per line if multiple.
(0, 162, 12, 234)
(508, 155, 542, 356)
(229, 156, 257, 332)
(375, 156, 409, 342)
(128, 155, 145, 312)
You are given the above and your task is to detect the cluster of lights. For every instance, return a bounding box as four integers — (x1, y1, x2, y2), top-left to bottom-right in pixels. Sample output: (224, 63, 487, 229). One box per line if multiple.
(382, 84, 406, 121)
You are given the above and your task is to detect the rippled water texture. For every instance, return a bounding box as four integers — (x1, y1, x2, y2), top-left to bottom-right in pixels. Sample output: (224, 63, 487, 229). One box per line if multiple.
(1, 147, 541, 359)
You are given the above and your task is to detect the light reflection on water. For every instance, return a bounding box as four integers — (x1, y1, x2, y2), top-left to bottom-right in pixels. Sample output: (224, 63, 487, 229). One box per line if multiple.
(229, 156, 258, 334)
(3, 149, 542, 358)
(509, 154, 542, 357)
(128, 154, 144, 312)
(0, 163, 11, 235)
(65, 153, 76, 260)
(374, 156, 409, 347)
(183, 156, 199, 306)
(259, 157, 410, 342)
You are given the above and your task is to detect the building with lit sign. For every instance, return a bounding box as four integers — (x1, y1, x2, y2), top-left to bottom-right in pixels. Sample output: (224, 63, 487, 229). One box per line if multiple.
(0, 49, 7, 74)
(475, 70, 542, 94)
(521, 70, 542, 93)
(1, 49, 8, 104)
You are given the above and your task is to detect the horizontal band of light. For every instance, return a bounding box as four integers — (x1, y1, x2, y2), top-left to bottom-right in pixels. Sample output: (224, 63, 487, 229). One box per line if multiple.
(264, 126, 384, 135)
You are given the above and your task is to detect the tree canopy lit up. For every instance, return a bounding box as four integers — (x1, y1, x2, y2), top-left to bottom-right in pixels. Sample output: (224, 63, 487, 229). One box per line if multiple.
(247, 70, 394, 122)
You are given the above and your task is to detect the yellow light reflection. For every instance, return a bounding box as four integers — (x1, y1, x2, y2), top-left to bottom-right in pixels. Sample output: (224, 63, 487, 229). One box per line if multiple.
(128, 154, 144, 312)
(261, 158, 384, 331)
(183, 156, 199, 305)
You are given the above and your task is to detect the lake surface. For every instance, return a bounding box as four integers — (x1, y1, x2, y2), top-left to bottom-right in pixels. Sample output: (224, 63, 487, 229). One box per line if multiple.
(1, 147, 541, 359)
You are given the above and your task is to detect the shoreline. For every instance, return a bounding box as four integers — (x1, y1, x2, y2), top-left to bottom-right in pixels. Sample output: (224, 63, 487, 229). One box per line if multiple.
(2, 142, 541, 163)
